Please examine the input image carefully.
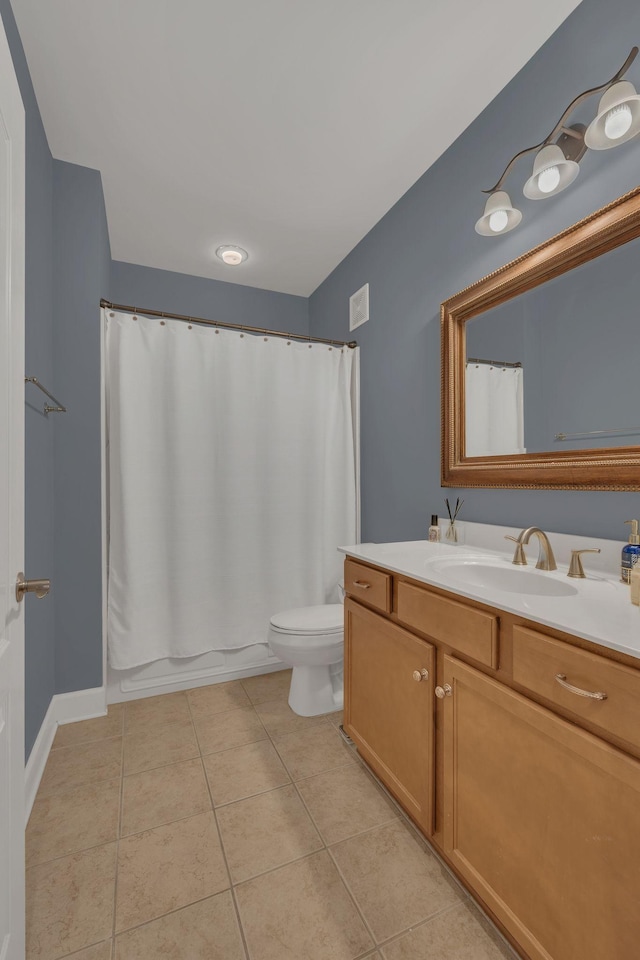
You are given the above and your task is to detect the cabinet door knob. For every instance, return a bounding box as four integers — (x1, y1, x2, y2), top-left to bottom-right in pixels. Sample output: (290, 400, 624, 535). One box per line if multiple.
(412, 668, 429, 682)
(435, 684, 452, 699)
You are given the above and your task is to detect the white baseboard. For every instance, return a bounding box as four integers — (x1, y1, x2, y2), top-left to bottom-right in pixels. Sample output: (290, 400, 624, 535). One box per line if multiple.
(24, 686, 107, 824)
(25, 698, 58, 825)
(53, 687, 107, 725)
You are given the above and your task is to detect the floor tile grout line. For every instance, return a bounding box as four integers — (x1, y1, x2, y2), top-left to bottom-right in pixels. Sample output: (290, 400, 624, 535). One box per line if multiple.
(289, 762, 400, 848)
(323, 745, 513, 954)
(372, 900, 474, 952)
(188, 695, 251, 960)
(266, 723, 354, 782)
(36, 771, 122, 802)
(210, 774, 293, 810)
(50, 730, 121, 752)
(55, 934, 114, 959)
(26, 834, 120, 871)
(342, 751, 485, 921)
(120, 803, 216, 841)
(193, 698, 270, 760)
(110, 890, 234, 941)
(324, 843, 384, 949)
(33, 678, 510, 960)
(29, 773, 123, 810)
(229, 839, 379, 957)
(122, 749, 201, 779)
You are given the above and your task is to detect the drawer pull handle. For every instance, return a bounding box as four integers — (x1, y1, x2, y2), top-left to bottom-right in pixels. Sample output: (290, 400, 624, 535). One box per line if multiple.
(554, 673, 607, 701)
(353, 580, 371, 589)
(412, 669, 429, 682)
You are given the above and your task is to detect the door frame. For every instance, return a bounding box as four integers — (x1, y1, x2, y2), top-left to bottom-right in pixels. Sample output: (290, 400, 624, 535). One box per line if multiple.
(0, 10, 26, 960)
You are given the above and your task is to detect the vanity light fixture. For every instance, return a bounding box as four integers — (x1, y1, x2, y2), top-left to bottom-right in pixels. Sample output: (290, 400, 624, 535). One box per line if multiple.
(477, 47, 639, 235)
(585, 80, 640, 149)
(475, 191, 522, 236)
(523, 142, 580, 200)
(215, 244, 248, 266)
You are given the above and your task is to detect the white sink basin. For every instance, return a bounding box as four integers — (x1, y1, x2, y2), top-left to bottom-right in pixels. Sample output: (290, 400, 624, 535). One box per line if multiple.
(426, 557, 579, 597)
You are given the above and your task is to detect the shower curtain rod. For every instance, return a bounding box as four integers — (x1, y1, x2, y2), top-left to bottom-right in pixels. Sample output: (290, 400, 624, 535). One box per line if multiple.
(100, 299, 358, 349)
(467, 357, 522, 368)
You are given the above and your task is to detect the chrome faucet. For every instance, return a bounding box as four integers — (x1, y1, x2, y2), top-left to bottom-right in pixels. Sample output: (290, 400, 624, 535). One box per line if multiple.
(505, 527, 557, 571)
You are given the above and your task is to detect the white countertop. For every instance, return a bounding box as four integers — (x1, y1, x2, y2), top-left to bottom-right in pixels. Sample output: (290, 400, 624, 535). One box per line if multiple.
(339, 536, 640, 662)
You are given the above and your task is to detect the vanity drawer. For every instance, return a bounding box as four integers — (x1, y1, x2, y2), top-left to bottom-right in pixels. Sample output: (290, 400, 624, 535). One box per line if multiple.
(344, 559, 392, 613)
(512, 626, 640, 751)
(396, 581, 498, 668)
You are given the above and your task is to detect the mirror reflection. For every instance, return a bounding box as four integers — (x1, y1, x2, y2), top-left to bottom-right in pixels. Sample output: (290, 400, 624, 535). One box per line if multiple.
(464, 235, 640, 457)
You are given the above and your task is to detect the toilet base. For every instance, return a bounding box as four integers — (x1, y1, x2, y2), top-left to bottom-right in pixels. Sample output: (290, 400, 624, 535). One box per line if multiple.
(288, 661, 344, 717)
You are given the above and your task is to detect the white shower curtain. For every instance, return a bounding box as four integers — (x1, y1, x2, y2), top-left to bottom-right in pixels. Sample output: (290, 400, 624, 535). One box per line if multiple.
(465, 363, 525, 457)
(105, 310, 357, 670)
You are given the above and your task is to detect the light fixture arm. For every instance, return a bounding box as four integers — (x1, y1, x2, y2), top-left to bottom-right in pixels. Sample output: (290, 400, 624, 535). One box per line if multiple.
(483, 46, 639, 194)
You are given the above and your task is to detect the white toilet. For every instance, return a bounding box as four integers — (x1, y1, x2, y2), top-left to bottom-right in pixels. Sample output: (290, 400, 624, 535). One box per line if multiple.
(267, 603, 344, 717)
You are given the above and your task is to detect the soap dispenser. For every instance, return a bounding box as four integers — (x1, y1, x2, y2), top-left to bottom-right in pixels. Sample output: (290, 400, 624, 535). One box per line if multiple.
(621, 519, 640, 584)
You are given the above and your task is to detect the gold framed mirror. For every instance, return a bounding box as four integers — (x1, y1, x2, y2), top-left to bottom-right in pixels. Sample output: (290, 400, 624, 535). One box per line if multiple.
(441, 185, 640, 490)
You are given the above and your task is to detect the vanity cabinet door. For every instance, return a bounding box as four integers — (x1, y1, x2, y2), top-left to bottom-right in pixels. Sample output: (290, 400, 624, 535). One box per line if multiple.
(344, 598, 435, 834)
(442, 655, 640, 960)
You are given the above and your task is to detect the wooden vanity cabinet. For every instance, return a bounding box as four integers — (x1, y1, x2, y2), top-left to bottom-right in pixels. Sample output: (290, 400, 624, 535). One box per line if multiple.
(344, 557, 640, 960)
(442, 655, 640, 960)
(344, 598, 435, 834)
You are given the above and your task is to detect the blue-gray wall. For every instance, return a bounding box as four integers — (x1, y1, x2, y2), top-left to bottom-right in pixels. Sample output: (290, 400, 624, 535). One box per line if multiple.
(309, 0, 640, 543)
(53, 160, 110, 695)
(0, 1, 112, 753)
(11, 0, 640, 757)
(111, 261, 309, 334)
(0, 0, 56, 757)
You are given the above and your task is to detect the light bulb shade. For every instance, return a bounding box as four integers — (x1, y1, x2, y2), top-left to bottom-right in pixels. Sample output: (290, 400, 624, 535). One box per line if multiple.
(523, 144, 579, 200)
(585, 80, 640, 150)
(475, 191, 522, 236)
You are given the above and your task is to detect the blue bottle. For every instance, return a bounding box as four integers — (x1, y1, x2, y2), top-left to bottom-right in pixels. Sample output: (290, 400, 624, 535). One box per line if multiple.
(621, 519, 640, 584)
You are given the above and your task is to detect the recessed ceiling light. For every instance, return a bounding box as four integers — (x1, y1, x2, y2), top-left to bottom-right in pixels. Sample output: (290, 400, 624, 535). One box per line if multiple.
(216, 245, 248, 266)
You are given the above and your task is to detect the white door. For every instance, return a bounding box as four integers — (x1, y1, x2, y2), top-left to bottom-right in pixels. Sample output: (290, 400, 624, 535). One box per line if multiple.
(0, 14, 25, 960)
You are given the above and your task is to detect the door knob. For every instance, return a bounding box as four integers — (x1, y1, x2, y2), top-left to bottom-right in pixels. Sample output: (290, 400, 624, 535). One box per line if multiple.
(435, 684, 453, 699)
(412, 668, 429, 682)
(16, 572, 51, 602)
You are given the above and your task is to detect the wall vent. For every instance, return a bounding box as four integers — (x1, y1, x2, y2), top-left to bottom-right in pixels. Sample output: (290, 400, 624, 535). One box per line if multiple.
(349, 283, 369, 331)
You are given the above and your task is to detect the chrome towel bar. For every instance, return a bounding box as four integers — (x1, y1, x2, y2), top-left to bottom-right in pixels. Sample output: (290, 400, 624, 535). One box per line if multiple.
(25, 376, 67, 414)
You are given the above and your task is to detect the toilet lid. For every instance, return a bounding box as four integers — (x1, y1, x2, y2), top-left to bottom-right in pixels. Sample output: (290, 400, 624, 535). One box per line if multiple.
(270, 604, 344, 634)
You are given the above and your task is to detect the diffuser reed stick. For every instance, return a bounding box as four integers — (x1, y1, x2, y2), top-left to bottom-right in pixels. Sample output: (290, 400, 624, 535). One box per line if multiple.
(444, 498, 464, 543)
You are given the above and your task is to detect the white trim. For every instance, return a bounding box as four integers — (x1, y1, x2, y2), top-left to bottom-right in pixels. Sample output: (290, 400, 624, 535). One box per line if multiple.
(352, 346, 361, 544)
(24, 687, 107, 824)
(108, 657, 285, 704)
(24, 698, 57, 825)
(100, 309, 108, 694)
(53, 686, 107, 725)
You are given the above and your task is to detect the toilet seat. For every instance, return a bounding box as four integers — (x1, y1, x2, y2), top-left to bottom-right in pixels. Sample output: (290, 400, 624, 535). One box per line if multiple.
(269, 604, 343, 636)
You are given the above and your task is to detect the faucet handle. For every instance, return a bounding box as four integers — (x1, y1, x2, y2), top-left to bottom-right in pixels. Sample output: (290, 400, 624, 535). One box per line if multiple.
(567, 548, 601, 579)
(504, 535, 527, 566)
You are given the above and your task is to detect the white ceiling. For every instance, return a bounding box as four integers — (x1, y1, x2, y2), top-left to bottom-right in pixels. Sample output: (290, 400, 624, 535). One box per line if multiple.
(13, 0, 582, 296)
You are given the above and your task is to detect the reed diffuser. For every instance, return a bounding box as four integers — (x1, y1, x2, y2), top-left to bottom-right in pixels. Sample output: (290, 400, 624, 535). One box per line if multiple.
(444, 498, 464, 543)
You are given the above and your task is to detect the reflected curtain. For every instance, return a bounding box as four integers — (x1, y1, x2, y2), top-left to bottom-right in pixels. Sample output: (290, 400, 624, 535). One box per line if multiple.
(465, 363, 525, 457)
(105, 310, 357, 670)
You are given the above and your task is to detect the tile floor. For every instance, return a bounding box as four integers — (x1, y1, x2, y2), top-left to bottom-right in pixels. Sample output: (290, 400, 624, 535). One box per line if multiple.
(26, 669, 518, 960)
